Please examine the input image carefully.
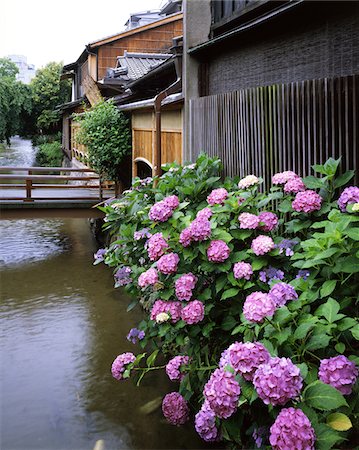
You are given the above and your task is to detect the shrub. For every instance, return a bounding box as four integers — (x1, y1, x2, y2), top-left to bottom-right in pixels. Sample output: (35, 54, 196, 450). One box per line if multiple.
(36, 140, 63, 167)
(97, 155, 359, 449)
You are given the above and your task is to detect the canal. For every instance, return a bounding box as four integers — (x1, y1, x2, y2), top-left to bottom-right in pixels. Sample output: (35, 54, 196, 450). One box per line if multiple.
(0, 138, 207, 450)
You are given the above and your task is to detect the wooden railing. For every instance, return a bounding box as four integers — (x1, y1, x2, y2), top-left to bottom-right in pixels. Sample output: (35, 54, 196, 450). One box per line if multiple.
(0, 166, 106, 202)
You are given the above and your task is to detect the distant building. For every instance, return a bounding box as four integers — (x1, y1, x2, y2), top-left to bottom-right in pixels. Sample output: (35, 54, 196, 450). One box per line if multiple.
(125, 1, 182, 30)
(6, 55, 36, 84)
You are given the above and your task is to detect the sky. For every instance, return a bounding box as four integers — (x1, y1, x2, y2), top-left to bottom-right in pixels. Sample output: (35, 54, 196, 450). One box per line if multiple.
(0, 0, 165, 69)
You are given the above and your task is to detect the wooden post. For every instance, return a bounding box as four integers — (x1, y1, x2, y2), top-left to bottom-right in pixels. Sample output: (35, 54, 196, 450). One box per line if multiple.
(99, 176, 103, 201)
(25, 179, 32, 201)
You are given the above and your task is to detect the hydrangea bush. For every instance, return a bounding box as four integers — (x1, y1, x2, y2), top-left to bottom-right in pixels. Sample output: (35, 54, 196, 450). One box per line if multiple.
(97, 155, 359, 449)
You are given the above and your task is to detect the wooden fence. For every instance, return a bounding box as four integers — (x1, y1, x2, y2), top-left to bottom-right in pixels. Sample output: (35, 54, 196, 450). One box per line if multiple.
(189, 74, 358, 186)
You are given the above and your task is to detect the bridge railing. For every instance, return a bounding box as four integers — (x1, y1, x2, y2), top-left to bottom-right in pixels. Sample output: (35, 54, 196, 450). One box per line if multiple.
(0, 166, 109, 202)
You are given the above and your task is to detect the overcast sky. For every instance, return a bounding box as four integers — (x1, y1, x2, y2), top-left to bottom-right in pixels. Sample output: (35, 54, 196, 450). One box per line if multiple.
(1, 0, 165, 69)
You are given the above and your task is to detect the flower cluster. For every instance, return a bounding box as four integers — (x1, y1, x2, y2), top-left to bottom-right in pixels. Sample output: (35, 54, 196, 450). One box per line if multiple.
(162, 392, 189, 426)
(233, 261, 253, 280)
(227, 341, 270, 381)
(195, 401, 219, 442)
(196, 208, 213, 220)
(251, 235, 275, 256)
(292, 190, 322, 213)
(134, 228, 151, 240)
(243, 292, 277, 323)
(258, 212, 278, 232)
(166, 355, 190, 381)
(283, 177, 305, 194)
(203, 368, 241, 418)
(276, 239, 298, 256)
(111, 352, 136, 381)
(114, 266, 132, 286)
(150, 300, 182, 323)
(127, 328, 145, 344)
(259, 266, 284, 283)
(207, 188, 228, 205)
(272, 171, 298, 185)
(94, 248, 106, 263)
(138, 268, 158, 288)
(253, 357, 303, 405)
(149, 195, 179, 222)
(338, 186, 359, 212)
(238, 213, 259, 229)
(175, 273, 197, 301)
(163, 195, 180, 210)
(269, 282, 298, 307)
(157, 253, 180, 275)
(318, 355, 358, 395)
(207, 240, 230, 263)
(181, 300, 205, 324)
(179, 228, 192, 247)
(190, 217, 212, 242)
(146, 233, 169, 261)
(238, 175, 259, 189)
(269, 407, 315, 450)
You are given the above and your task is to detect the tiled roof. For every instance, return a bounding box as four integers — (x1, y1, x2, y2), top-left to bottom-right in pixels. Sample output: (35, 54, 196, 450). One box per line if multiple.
(113, 51, 172, 82)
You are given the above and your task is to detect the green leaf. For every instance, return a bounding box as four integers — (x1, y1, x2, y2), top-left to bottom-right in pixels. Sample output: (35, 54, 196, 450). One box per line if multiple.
(346, 228, 359, 240)
(231, 324, 245, 335)
(333, 256, 359, 274)
(231, 229, 252, 240)
(304, 381, 348, 411)
(306, 334, 331, 350)
(303, 175, 325, 189)
(334, 342, 346, 353)
(320, 280, 337, 298)
(293, 322, 316, 340)
(212, 228, 233, 242)
(334, 170, 355, 188)
(221, 288, 240, 300)
(327, 413, 352, 431)
(351, 324, 359, 340)
(251, 258, 267, 271)
(221, 315, 237, 331)
(297, 363, 308, 379)
(324, 157, 341, 176)
(273, 306, 292, 324)
(216, 275, 228, 293)
(314, 423, 343, 450)
(315, 298, 340, 322)
(146, 349, 159, 367)
(337, 317, 357, 331)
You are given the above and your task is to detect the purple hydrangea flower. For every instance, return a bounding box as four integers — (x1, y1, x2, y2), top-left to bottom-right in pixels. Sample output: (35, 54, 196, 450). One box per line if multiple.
(146, 233, 169, 261)
(338, 186, 359, 212)
(203, 368, 241, 419)
(238, 213, 259, 229)
(207, 240, 230, 263)
(276, 239, 298, 257)
(284, 177, 305, 194)
(111, 352, 136, 380)
(251, 235, 275, 256)
(175, 273, 197, 301)
(296, 269, 310, 280)
(269, 282, 298, 307)
(150, 300, 182, 323)
(163, 195, 180, 210)
(259, 266, 285, 283)
(190, 217, 212, 241)
(219, 348, 231, 369)
(243, 292, 277, 323)
(138, 268, 158, 288)
(196, 207, 213, 220)
(179, 227, 192, 247)
(207, 188, 228, 205)
(269, 407, 315, 450)
(292, 190, 322, 213)
(166, 355, 190, 381)
(195, 401, 220, 442)
(181, 300, 205, 324)
(253, 357, 303, 405)
(272, 171, 298, 185)
(227, 341, 270, 381)
(157, 253, 180, 275)
(126, 328, 145, 344)
(94, 248, 106, 263)
(114, 266, 132, 286)
(233, 262, 253, 280)
(258, 212, 278, 232)
(162, 392, 189, 426)
(134, 228, 151, 240)
(253, 426, 268, 448)
(318, 355, 358, 395)
(148, 201, 173, 222)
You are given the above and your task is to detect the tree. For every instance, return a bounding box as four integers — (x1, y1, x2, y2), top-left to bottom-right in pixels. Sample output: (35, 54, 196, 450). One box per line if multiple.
(30, 62, 71, 134)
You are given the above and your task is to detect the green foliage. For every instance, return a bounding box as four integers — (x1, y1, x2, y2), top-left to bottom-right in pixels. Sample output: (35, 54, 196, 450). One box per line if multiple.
(36, 140, 63, 167)
(74, 100, 131, 181)
(98, 155, 358, 448)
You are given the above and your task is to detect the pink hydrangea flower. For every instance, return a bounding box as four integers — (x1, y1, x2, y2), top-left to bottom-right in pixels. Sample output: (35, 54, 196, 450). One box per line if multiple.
(190, 217, 211, 241)
(162, 392, 189, 426)
(163, 195, 180, 210)
(181, 300, 205, 324)
(150, 300, 182, 323)
(272, 171, 298, 185)
(318, 355, 358, 395)
(138, 268, 159, 288)
(175, 273, 197, 301)
(238, 213, 259, 229)
(219, 348, 231, 369)
(238, 175, 259, 189)
(148, 201, 173, 222)
(227, 341, 271, 381)
(253, 357, 303, 405)
(233, 262, 253, 280)
(243, 292, 277, 323)
(179, 227, 192, 247)
(338, 186, 359, 212)
(166, 355, 190, 382)
(284, 177, 305, 194)
(292, 190, 322, 213)
(157, 253, 180, 275)
(207, 240, 230, 263)
(111, 352, 136, 380)
(146, 233, 169, 261)
(251, 235, 275, 256)
(196, 208, 213, 220)
(258, 212, 278, 232)
(269, 282, 298, 307)
(195, 401, 220, 442)
(207, 188, 228, 205)
(270, 407, 315, 450)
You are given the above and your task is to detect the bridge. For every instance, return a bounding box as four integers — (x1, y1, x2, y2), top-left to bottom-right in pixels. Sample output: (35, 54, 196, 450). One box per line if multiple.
(0, 166, 116, 210)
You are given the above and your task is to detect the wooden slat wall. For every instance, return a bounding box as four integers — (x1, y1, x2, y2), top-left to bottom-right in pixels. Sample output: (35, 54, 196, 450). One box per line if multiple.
(189, 74, 358, 186)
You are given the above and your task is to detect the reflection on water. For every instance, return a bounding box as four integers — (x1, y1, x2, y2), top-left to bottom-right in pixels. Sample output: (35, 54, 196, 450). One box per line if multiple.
(0, 218, 208, 450)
